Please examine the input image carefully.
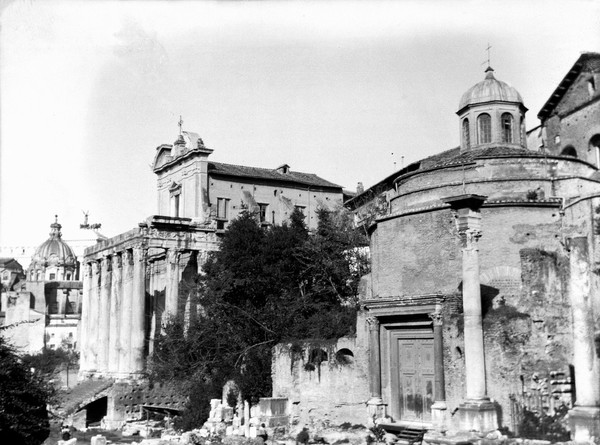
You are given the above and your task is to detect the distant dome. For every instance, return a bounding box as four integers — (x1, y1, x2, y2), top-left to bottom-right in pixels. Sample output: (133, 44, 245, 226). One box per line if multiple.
(458, 67, 524, 111)
(31, 216, 77, 269)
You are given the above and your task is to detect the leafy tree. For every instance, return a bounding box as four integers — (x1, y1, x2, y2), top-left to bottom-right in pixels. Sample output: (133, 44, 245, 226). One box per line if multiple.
(0, 337, 53, 445)
(149, 206, 369, 427)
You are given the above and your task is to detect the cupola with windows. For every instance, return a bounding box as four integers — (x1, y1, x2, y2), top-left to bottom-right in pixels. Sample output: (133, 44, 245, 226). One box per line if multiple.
(457, 66, 528, 151)
(29, 216, 78, 282)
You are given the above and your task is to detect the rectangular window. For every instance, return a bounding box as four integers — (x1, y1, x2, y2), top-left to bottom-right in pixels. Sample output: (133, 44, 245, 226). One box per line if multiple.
(49, 273, 56, 280)
(217, 198, 229, 220)
(259, 204, 268, 222)
(271, 211, 275, 224)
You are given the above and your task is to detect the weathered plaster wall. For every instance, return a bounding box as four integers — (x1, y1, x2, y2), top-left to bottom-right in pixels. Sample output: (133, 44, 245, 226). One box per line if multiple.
(272, 334, 370, 428)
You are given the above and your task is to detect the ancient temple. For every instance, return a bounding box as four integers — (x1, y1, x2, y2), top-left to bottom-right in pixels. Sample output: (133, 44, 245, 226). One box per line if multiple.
(79, 132, 344, 379)
(273, 53, 600, 443)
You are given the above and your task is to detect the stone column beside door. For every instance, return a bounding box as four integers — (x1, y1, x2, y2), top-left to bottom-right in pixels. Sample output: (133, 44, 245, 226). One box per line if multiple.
(366, 316, 386, 421)
(429, 310, 447, 431)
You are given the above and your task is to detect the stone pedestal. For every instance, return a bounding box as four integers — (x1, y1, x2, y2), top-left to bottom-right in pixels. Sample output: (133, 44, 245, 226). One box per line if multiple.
(569, 406, 600, 444)
(457, 399, 498, 433)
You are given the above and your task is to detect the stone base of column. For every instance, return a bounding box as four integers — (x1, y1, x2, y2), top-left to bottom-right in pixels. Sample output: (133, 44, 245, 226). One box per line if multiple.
(432, 400, 448, 432)
(569, 406, 600, 444)
(456, 399, 497, 433)
(367, 397, 387, 424)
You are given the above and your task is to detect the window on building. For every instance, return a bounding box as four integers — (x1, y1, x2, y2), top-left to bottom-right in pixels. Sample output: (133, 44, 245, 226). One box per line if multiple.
(66, 273, 71, 280)
(560, 146, 577, 158)
(216, 198, 229, 220)
(258, 204, 268, 222)
(477, 113, 492, 144)
(171, 194, 180, 217)
(462, 118, 470, 149)
(49, 273, 56, 280)
(2, 272, 8, 281)
(271, 211, 275, 224)
(501, 113, 513, 143)
(588, 77, 596, 96)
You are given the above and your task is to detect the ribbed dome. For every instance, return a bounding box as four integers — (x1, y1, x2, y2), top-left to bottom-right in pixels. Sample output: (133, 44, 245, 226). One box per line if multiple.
(31, 217, 77, 268)
(458, 67, 524, 111)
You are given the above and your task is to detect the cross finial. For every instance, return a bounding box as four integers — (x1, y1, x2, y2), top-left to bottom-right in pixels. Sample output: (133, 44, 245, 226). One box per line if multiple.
(54, 214, 58, 223)
(482, 43, 492, 68)
(178, 115, 183, 135)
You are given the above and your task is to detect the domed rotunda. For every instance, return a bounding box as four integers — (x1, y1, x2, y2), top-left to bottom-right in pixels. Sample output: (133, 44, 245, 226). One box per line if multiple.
(29, 216, 78, 282)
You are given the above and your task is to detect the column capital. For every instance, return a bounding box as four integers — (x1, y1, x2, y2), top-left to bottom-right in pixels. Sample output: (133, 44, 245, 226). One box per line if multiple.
(122, 250, 133, 265)
(167, 248, 181, 265)
(101, 256, 112, 272)
(91, 261, 100, 274)
(429, 311, 444, 326)
(132, 246, 147, 263)
(84, 263, 92, 278)
(459, 228, 482, 250)
(366, 316, 380, 330)
(112, 254, 122, 269)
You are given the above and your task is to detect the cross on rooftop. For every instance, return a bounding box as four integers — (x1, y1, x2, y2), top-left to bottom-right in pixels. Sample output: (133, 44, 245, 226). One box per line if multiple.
(482, 43, 492, 68)
(178, 115, 183, 135)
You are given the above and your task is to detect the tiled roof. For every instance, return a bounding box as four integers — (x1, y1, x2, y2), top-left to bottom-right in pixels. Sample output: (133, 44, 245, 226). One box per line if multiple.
(415, 145, 544, 172)
(208, 162, 342, 189)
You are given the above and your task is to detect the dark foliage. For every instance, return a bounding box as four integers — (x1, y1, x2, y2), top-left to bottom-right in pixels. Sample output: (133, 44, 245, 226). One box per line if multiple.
(518, 406, 570, 442)
(0, 337, 53, 445)
(150, 207, 369, 428)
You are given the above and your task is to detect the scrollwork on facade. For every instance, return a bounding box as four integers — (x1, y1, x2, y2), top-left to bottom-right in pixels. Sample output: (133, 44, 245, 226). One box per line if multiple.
(366, 316, 380, 331)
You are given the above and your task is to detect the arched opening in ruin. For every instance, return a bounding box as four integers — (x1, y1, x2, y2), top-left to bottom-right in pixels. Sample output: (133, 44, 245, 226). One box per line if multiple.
(335, 348, 354, 365)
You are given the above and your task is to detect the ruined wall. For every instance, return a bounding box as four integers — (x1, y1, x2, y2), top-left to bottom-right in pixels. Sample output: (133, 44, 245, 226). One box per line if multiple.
(271, 334, 370, 428)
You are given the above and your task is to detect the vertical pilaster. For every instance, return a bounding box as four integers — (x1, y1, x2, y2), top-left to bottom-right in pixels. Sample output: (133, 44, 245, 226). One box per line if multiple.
(97, 256, 111, 374)
(79, 263, 92, 376)
(130, 246, 147, 374)
(108, 254, 122, 376)
(119, 250, 133, 376)
(567, 236, 600, 443)
(366, 316, 386, 420)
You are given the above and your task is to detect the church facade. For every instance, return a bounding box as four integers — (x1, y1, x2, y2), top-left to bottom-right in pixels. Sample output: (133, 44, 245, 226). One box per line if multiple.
(79, 133, 344, 380)
(1, 218, 83, 354)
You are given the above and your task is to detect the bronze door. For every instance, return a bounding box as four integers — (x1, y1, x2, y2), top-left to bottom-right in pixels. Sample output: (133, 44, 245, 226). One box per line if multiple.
(397, 338, 435, 421)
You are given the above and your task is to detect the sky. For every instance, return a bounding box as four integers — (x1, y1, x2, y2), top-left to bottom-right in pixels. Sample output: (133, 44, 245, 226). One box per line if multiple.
(1, 0, 599, 252)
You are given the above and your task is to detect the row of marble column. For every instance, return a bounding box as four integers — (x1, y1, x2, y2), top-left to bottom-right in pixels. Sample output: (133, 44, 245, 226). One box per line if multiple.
(80, 246, 187, 379)
(80, 247, 146, 378)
